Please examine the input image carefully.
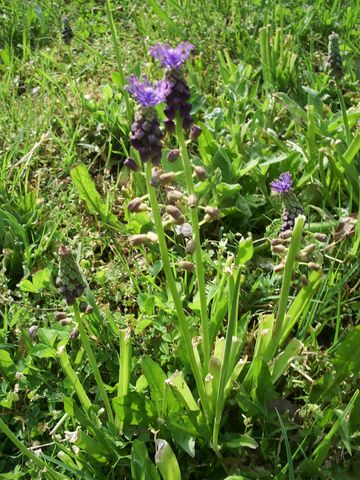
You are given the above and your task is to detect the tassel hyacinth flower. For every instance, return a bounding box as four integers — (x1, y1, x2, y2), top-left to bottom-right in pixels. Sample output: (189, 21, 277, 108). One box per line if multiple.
(327, 32, 344, 80)
(125, 75, 167, 165)
(149, 42, 194, 132)
(271, 172, 304, 233)
(56, 245, 86, 305)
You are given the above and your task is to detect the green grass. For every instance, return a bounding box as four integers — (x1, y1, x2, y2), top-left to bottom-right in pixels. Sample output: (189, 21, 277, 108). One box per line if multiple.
(0, 0, 360, 479)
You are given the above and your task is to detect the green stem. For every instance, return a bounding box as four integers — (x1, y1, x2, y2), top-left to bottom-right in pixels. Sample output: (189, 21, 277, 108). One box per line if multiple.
(74, 302, 115, 427)
(175, 115, 210, 369)
(336, 82, 352, 147)
(268, 215, 305, 359)
(144, 161, 209, 421)
(0, 417, 63, 480)
(212, 268, 242, 457)
(116, 327, 132, 431)
(105, 0, 132, 121)
(58, 344, 92, 412)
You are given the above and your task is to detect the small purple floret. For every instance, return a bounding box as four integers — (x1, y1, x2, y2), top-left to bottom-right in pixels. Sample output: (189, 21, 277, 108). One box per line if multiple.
(271, 172, 293, 194)
(149, 42, 194, 69)
(125, 74, 167, 107)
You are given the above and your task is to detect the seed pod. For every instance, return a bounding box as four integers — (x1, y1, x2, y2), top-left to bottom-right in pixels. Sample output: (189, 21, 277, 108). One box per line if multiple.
(189, 124, 202, 140)
(314, 233, 327, 242)
(129, 234, 148, 246)
(167, 149, 180, 162)
(166, 205, 183, 221)
(185, 238, 196, 254)
(194, 166, 207, 181)
(178, 261, 195, 271)
(160, 172, 176, 185)
(124, 157, 139, 172)
(308, 262, 322, 271)
(187, 194, 198, 208)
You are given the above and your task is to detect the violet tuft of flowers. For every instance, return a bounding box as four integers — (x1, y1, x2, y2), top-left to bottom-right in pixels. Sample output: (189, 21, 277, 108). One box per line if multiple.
(271, 172, 304, 232)
(149, 42, 194, 131)
(125, 75, 166, 165)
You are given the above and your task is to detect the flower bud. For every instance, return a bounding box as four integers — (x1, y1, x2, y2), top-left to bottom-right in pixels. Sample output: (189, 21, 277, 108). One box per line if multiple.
(55, 312, 67, 321)
(301, 244, 316, 256)
(60, 318, 72, 326)
(308, 262, 322, 271)
(314, 233, 327, 242)
(194, 166, 207, 181)
(279, 230, 292, 239)
(189, 124, 202, 140)
(128, 197, 143, 213)
(69, 328, 79, 340)
(167, 149, 180, 162)
(124, 157, 139, 172)
(56, 245, 86, 306)
(166, 205, 183, 221)
(150, 169, 160, 188)
(160, 172, 176, 185)
(167, 190, 183, 202)
(146, 232, 158, 243)
(204, 206, 220, 219)
(129, 234, 148, 246)
(28, 325, 38, 341)
(272, 244, 287, 254)
(185, 238, 196, 254)
(271, 238, 285, 246)
(187, 194, 198, 208)
(178, 261, 195, 271)
(273, 262, 285, 273)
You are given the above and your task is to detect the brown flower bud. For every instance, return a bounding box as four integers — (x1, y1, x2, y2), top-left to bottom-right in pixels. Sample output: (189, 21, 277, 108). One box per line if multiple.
(178, 261, 195, 271)
(280, 230, 292, 239)
(160, 172, 176, 185)
(189, 124, 202, 140)
(185, 238, 196, 254)
(55, 312, 67, 321)
(271, 238, 285, 246)
(188, 194, 198, 208)
(301, 244, 316, 256)
(166, 205, 183, 221)
(124, 157, 139, 172)
(167, 149, 180, 162)
(204, 206, 220, 219)
(167, 190, 183, 202)
(272, 244, 287, 254)
(194, 166, 207, 181)
(314, 233, 327, 242)
(273, 262, 285, 273)
(308, 262, 322, 271)
(129, 234, 148, 246)
(69, 328, 79, 340)
(128, 197, 144, 213)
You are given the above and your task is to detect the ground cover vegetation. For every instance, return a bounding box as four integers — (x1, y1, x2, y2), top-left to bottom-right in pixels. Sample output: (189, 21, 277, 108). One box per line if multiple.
(0, 0, 360, 478)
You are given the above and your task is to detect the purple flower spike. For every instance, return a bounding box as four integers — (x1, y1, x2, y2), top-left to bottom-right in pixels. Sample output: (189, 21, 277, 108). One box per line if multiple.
(149, 42, 194, 69)
(271, 172, 293, 194)
(125, 74, 167, 107)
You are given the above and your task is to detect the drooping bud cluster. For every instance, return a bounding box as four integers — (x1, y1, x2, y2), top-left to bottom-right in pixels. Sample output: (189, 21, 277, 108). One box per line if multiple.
(149, 42, 194, 132)
(129, 108, 164, 165)
(270, 172, 304, 233)
(56, 245, 86, 305)
(327, 32, 343, 80)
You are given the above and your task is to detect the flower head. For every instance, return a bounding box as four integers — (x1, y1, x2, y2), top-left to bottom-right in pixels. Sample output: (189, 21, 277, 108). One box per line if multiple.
(271, 172, 293, 194)
(149, 42, 194, 69)
(125, 75, 167, 107)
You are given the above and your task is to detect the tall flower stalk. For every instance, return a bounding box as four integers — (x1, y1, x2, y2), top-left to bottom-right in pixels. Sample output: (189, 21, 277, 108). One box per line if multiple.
(125, 73, 210, 419)
(150, 42, 210, 368)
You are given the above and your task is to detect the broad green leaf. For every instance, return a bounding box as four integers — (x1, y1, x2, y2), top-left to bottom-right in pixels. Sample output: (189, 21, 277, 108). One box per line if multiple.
(155, 439, 181, 480)
(223, 434, 258, 450)
(70, 163, 123, 230)
(18, 279, 38, 293)
(236, 235, 253, 265)
(131, 440, 160, 480)
(30, 344, 57, 358)
(112, 392, 157, 426)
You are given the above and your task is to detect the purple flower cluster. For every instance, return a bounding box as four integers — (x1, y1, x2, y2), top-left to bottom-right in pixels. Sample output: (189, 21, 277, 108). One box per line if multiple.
(125, 75, 165, 164)
(150, 42, 194, 132)
(149, 42, 194, 69)
(271, 173, 304, 232)
(271, 172, 293, 194)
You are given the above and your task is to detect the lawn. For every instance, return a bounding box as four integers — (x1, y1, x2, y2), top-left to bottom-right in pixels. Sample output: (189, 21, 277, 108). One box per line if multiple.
(0, 0, 360, 479)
